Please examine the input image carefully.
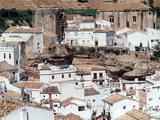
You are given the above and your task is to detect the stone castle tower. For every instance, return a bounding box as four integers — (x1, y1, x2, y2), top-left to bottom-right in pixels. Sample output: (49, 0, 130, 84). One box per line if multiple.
(33, 5, 66, 42)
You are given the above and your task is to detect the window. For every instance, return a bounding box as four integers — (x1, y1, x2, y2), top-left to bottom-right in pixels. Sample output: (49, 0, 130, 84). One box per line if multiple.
(123, 106, 126, 109)
(62, 74, 64, 78)
(16, 60, 18, 65)
(149, 98, 152, 101)
(74, 32, 78, 36)
(109, 16, 114, 23)
(4, 53, 6, 59)
(151, 40, 154, 42)
(133, 16, 136, 22)
(54, 105, 58, 107)
(37, 43, 40, 46)
(155, 39, 159, 42)
(9, 53, 11, 59)
(99, 73, 103, 78)
(133, 105, 135, 108)
(93, 73, 97, 79)
(69, 74, 71, 78)
(78, 106, 85, 111)
(52, 75, 54, 79)
(93, 99, 96, 102)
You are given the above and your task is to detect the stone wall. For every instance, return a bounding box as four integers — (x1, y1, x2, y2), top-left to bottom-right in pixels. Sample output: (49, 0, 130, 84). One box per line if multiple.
(97, 10, 157, 30)
(33, 5, 66, 42)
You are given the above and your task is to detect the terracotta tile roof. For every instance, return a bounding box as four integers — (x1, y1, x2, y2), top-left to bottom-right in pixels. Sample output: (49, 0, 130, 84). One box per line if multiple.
(94, 29, 114, 33)
(15, 81, 43, 90)
(91, 65, 105, 71)
(55, 113, 83, 120)
(76, 65, 91, 75)
(116, 109, 151, 120)
(0, 71, 14, 79)
(85, 88, 100, 96)
(66, 14, 78, 21)
(0, 61, 17, 72)
(61, 97, 85, 107)
(103, 93, 136, 105)
(0, 99, 19, 117)
(1, 90, 21, 101)
(63, 113, 83, 120)
(40, 86, 60, 94)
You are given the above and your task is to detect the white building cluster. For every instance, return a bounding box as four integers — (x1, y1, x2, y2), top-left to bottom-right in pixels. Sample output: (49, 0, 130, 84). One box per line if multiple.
(62, 15, 115, 47)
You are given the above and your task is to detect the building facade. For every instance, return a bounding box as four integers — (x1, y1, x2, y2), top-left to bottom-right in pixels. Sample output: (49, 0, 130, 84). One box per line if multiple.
(96, 2, 157, 30)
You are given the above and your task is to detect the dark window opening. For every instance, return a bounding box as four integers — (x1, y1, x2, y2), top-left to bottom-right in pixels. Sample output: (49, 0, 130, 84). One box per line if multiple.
(109, 16, 114, 23)
(133, 16, 136, 22)
(62, 74, 64, 78)
(78, 106, 85, 111)
(93, 73, 97, 79)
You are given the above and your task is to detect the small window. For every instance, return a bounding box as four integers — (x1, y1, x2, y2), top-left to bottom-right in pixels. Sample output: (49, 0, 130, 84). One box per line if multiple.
(52, 75, 54, 79)
(151, 40, 154, 42)
(62, 74, 64, 78)
(4, 53, 6, 59)
(149, 98, 152, 101)
(155, 39, 159, 42)
(37, 43, 40, 46)
(133, 105, 135, 108)
(133, 16, 136, 22)
(93, 99, 96, 102)
(69, 74, 71, 78)
(99, 73, 103, 78)
(16, 60, 18, 65)
(123, 106, 126, 109)
(9, 53, 11, 59)
(54, 105, 58, 107)
(109, 16, 114, 23)
(78, 106, 85, 111)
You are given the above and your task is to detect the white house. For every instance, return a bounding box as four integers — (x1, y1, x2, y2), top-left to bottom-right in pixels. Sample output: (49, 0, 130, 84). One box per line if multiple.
(94, 29, 115, 46)
(15, 81, 44, 103)
(0, 101, 54, 120)
(115, 27, 160, 51)
(63, 15, 115, 47)
(145, 71, 160, 114)
(146, 28, 160, 48)
(0, 44, 19, 66)
(61, 97, 92, 120)
(84, 87, 103, 115)
(0, 26, 43, 54)
(39, 64, 77, 83)
(120, 78, 146, 91)
(103, 93, 139, 120)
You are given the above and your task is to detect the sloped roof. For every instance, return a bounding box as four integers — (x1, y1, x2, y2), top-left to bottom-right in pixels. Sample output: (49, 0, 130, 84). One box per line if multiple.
(0, 99, 19, 117)
(103, 93, 136, 105)
(116, 109, 151, 120)
(0, 61, 17, 72)
(15, 81, 43, 90)
(63, 113, 83, 120)
(40, 86, 60, 94)
(85, 88, 100, 96)
(61, 97, 86, 107)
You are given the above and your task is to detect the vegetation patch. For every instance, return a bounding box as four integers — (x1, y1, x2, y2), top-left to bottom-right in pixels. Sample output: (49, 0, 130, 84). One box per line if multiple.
(0, 8, 33, 33)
